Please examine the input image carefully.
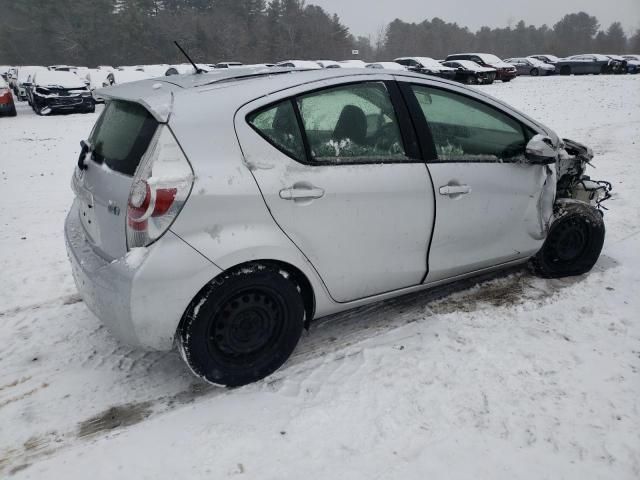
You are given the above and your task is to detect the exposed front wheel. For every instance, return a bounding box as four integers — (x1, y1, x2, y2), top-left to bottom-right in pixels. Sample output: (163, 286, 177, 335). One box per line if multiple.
(178, 265, 306, 387)
(530, 203, 605, 278)
(530, 68, 539, 76)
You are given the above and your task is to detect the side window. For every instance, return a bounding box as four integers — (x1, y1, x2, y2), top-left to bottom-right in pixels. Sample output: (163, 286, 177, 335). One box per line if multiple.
(296, 82, 409, 164)
(248, 100, 306, 162)
(411, 85, 528, 162)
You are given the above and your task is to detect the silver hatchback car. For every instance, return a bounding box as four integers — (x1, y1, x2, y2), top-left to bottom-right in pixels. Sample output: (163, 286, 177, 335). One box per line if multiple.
(65, 68, 611, 386)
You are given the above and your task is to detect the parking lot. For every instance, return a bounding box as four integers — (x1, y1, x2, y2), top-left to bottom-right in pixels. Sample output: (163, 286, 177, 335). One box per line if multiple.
(1, 74, 639, 479)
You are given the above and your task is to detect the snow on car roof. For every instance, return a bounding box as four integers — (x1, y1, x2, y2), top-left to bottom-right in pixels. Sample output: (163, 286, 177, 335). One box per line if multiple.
(366, 62, 407, 70)
(276, 60, 322, 69)
(33, 70, 86, 88)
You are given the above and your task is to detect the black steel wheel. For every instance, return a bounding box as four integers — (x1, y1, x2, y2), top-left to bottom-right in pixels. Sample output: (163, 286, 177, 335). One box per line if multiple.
(530, 203, 605, 278)
(178, 265, 306, 387)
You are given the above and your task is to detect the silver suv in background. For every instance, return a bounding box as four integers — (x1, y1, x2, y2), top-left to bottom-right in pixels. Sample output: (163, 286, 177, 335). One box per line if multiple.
(65, 68, 611, 386)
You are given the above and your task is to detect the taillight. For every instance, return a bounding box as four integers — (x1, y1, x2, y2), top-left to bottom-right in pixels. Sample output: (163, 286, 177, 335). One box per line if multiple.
(126, 125, 194, 250)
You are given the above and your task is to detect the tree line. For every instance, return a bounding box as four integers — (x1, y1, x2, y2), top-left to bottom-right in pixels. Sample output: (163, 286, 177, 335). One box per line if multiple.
(0, 1, 638, 66)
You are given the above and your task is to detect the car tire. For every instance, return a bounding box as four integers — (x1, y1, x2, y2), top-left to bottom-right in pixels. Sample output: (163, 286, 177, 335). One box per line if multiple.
(530, 203, 605, 279)
(178, 264, 306, 387)
(8, 106, 17, 117)
(530, 68, 539, 76)
(560, 66, 571, 76)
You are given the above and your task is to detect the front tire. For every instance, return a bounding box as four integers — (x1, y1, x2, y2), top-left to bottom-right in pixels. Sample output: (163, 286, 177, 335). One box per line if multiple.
(530, 203, 605, 279)
(560, 66, 571, 76)
(178, 265, 305, 387)
(530, 68, 539, 76)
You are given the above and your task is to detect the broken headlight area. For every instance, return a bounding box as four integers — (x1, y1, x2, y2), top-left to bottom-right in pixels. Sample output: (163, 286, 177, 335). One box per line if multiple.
(556, 138, 612, 211)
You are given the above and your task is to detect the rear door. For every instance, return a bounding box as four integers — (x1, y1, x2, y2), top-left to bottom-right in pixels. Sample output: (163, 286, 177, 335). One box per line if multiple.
(72, 100, 158, 260)
(398, 79, 552, 283)
(235, 76, 435, 303)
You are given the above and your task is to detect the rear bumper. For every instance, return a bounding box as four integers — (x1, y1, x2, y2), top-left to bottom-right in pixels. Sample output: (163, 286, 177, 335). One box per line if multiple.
(65, 201, 223, 350)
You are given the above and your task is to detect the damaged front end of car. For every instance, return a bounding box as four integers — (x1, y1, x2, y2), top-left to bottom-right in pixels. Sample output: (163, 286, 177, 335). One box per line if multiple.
(556, 138, 613, 210)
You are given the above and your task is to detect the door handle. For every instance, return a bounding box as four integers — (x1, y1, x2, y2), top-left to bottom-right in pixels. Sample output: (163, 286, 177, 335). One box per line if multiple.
(279, 186, 325, 201)
(439, 185, 471, 196)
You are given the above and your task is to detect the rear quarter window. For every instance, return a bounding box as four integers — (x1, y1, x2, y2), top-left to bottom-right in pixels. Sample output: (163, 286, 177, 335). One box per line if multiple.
(89, 100, 158, 176)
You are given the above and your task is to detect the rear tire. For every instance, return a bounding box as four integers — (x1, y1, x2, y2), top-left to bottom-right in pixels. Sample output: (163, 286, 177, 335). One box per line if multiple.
(530, 203, 605, 279)
(178, 265, 305, 387)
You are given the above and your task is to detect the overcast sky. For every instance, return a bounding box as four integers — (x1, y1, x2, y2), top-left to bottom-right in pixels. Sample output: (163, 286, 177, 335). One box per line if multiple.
(311, 0, 640, 38)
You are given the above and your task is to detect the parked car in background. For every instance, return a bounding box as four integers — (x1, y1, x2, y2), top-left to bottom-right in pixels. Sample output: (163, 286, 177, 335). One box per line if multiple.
(605, 55, 637, 74)
(49, 65, 76, 72)
(622, 55, 640, 73)
(66, 68, 610, 387)
(85, 69, 112, 103)
(366, 62, 408, 70)
(31, 70, 95, 115)
(276, 60, 322, 69)
(394, 57, 456, 79)
(504, 57, 556, 76)
(0, 77, 17, 117)
(15, 66, 48, 100)
(105, 69, 155, 87)
(316, 60, 342, 68)
(529, 55, 560, 65)
(7, 67, 18, 90)
(0, 66, 11, 81)
(445, 53, 517, 81)
(440, 60, 497, 84)
(338, 60, 368, 68)
(555, 54, 619, 75)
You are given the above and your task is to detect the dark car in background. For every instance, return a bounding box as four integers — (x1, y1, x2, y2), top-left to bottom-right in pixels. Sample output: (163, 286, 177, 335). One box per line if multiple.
(31, 70, 95, 115)
(0, 77, 17, 116)
(440, 60, 496, 84)
(445, 53, 517, 82)
(606, 55, 637, 74)
(504, 57, 556, 76)
(555, 54, 621, 75)
(394, 57, 456, 80)
(622, 55, 640, 73)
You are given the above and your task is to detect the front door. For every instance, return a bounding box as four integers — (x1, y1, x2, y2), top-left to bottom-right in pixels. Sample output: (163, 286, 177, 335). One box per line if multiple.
(401, 82, 552, 282)
(235, 79, 435, 302)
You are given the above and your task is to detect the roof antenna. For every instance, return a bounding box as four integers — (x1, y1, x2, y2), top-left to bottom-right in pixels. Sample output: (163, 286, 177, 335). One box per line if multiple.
(174, 41, 205, 74)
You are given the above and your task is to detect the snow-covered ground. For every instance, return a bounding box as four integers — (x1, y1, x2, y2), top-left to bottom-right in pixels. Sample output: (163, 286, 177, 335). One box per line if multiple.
(1, 75, 639, 479)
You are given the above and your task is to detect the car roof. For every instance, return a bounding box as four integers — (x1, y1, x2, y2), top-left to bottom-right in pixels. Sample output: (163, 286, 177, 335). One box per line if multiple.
(97, 67, 450, 121)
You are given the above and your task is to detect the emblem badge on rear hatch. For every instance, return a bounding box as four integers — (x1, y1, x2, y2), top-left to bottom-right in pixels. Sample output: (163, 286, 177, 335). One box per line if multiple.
(108, 201, 121, 216)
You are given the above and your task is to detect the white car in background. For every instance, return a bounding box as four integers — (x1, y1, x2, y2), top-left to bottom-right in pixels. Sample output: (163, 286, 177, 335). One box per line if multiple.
(104, 69, 155, 87)
(338, 59, 368, 68)
(316, 60, 342, 68)
(276, 60, 322, 69)
(394, 57, 456, 79)
(366, 62, 408, 70)
(15, 66, 49, 100)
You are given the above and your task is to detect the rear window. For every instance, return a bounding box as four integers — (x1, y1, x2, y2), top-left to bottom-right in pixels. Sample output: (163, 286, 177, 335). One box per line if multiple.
(89, 101, 158, 176)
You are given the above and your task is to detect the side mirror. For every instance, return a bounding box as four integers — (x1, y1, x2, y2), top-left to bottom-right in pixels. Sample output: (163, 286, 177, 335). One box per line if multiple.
(526, 134, 558, 165)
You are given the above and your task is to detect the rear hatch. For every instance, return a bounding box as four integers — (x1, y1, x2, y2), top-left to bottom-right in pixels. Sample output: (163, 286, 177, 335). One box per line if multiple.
(72, 100, 159, 260)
